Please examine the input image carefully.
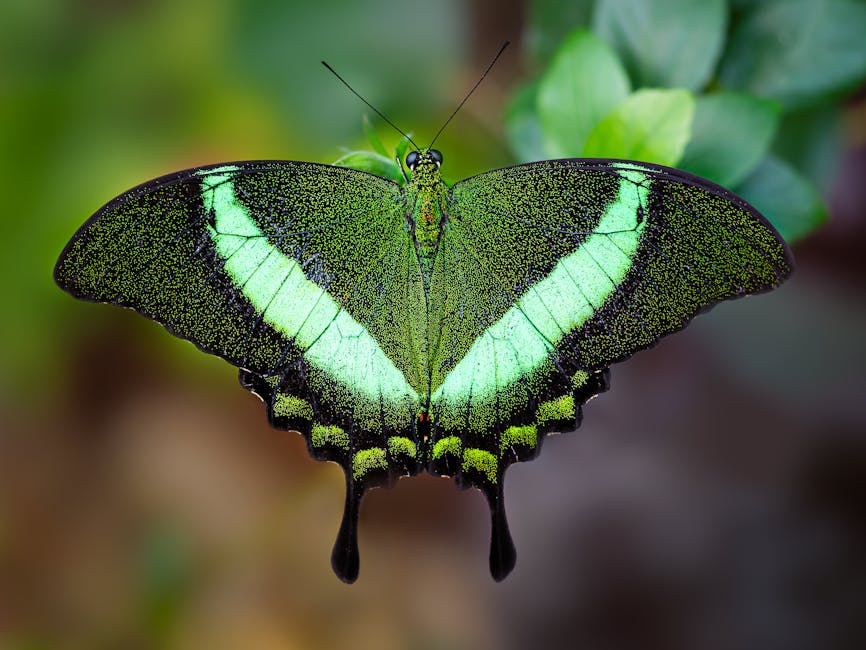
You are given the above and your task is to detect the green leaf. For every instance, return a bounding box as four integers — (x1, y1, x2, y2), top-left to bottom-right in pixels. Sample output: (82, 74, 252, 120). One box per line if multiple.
(333, 150, 401, 182)
(680, 92, 781, 188)
(138, 529, 192, 641)
(537, 29, 631, 158)
(395, 135, 410, 166)
(525, 0, 596, 65)
(363, 115, 389, 157)
(736, 155, 828, 243)
(772, 105, 842, 194)
(505, 81, 546, 162)
(582, 88, 695, 166)
(719, 0, 866, 108)
(592, 0, 726, 91)
(235, 0, 466, 147)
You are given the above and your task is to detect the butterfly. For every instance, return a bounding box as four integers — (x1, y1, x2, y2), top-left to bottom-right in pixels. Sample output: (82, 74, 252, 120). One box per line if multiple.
(54, 45, 793, 582)
(54, 147, 793, 582)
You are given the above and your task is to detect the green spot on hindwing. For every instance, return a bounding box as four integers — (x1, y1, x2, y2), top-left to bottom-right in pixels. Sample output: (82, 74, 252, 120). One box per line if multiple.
(273, 393, 314, 423)
(353, 447, 388, 480)
(462, 448, 498, 483)
(500, 425, 538, 456)
(387, 436, 417, 459)
(312, 423, 350, 451)
(432, 436, 463, 460)
(535, 394, 576, 429)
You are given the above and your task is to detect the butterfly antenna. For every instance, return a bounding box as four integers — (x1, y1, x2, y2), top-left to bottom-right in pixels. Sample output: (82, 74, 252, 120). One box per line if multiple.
(428, 40, 509, 149)
(322, 61, 420, 152)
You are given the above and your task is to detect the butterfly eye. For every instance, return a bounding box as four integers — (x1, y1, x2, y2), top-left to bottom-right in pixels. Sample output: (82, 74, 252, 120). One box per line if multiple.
(430, 149, 443, 166)
(406, 151, 420, 170)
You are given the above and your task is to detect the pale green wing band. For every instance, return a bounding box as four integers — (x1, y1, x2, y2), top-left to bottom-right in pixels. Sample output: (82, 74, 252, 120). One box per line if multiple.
(202, 166, 420, 409)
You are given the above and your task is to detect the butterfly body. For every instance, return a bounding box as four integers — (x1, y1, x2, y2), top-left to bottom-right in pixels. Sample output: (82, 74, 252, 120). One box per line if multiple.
(55, 153, 792, 583)
(404, 150, 448, 286)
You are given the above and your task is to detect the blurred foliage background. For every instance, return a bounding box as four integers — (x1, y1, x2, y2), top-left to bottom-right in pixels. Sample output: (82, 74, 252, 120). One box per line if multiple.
(2, 0, 866, 648)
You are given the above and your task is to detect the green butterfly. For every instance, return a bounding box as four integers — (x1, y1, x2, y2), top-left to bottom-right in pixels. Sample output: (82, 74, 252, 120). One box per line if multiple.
(54, 145, 793, 581)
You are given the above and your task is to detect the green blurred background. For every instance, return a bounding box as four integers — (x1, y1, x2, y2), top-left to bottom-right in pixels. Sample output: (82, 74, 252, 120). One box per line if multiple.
(2, 1, 866, 648)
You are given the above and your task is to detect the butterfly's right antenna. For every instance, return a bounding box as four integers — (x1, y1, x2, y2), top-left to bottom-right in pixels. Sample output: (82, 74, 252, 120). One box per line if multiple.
(428, 41, 509, 149)
(322, 61, 420, 152)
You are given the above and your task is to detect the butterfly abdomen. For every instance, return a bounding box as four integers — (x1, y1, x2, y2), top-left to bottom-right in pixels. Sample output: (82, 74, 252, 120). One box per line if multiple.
(412, 195, 442, 254)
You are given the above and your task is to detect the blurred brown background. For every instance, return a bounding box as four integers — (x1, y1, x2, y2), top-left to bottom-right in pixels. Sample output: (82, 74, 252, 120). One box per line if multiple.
(2, 1, 866, 649)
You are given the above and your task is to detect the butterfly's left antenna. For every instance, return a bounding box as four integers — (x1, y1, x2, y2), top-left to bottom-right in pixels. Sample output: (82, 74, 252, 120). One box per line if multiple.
(322, 61, 421, 152)
(428, 40, 509, 149)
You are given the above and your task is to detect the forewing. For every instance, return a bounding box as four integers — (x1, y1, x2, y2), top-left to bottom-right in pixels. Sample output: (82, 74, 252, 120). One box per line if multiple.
(446, 159, 792, 370)
(55, 160, 425, 451)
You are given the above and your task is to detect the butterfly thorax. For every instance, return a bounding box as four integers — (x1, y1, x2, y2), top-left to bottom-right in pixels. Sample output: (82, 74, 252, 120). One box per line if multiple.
(404, 155, 447, 287)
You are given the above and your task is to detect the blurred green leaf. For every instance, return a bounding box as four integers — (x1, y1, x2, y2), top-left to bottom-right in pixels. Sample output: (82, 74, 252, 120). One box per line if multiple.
(537, 30, 631, 157)
(592, 0, 725, 91)
(0, 640, 51, 650)
(680, 92, 780, 187)
(505, 81, 546, 162)
(395, 135, 411, 166)
(736, 155, 828, 243)
(582, 88, 694, 165)
(234, 0, 467, 148)
(719, 0, 866, 108)
(772, 105, 842, 194)
(363, 114, 389, 157)
(333, 150, 402, 182)
(525, 0, 596, 65)
(138, 529, 192, 642)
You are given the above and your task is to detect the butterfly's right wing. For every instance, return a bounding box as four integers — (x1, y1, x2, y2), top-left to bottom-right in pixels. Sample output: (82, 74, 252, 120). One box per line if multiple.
(426, 159, 792, 580)
(55, 161, 428, 581)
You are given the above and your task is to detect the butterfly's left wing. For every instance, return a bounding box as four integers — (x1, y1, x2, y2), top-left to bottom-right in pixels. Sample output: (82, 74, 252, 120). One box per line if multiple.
(55, 161, 428, 581)
(427, 159, 793, 579)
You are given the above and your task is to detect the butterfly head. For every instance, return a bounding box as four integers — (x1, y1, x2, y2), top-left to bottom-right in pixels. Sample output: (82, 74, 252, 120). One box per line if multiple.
(405, 149, 443, 186)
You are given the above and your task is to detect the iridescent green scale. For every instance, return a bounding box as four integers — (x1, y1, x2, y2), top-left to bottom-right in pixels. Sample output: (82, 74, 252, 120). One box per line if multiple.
(55, 151, 793, 582)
